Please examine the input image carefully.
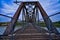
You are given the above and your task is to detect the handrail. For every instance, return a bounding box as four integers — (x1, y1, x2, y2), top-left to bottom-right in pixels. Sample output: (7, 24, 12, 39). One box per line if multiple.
(40, 12, 60, 20)
(0, 12, 60, 20)
(49, 12, 60, 17)
(0, 14, 13, 19)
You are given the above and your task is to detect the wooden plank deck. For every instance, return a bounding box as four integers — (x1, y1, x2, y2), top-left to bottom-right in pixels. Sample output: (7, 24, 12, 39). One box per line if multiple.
(0, 23, 60, 40)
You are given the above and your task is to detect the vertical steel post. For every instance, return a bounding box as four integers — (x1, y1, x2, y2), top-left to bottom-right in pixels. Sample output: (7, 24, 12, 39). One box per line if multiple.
(22, 8, 25, 26)
(33, 7, 35, 23)
(36, 7, 39, 25)
(35, 7, 37, 25)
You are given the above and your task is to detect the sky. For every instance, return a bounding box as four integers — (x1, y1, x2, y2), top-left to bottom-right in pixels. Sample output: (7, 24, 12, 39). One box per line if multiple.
(0, 0, 60, 22)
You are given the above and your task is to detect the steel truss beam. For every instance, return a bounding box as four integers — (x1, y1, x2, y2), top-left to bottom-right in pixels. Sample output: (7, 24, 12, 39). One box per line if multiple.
(36, 2, 59, 34)
(3, 1, 59, 35)
(3, 2, 24, 35)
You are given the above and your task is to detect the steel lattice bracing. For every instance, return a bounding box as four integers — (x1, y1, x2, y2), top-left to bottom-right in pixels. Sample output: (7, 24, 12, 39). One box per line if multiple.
(36, 2, 59, 34)
(3, 2, 24, 35)
(3, 1, 59, 35)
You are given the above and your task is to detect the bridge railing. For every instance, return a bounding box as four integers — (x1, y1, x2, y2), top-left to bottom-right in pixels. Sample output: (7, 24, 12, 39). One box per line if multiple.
(0, 12, 60, 40)
(0, 12, 60, 26)
(37, 12, 60, 27)
(0, 14, 12, 26)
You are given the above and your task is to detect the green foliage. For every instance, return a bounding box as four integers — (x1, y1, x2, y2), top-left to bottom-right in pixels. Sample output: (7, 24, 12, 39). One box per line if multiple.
(0, 21, 60, 27)
(0, 22, 10, 26)
(36, 21, 60, 27)
(53, 21, 60, 27)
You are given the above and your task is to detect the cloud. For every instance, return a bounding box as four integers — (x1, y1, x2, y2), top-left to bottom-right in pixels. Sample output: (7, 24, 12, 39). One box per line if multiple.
(0, 0, 19, 22)
(39, 0, 60, 15)
(0, 0, 60, 22)
(0, 1, 19, 17)
(18, 0, 38, 1)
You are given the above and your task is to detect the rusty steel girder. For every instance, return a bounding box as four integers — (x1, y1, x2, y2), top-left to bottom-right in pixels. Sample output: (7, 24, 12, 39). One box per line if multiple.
(3, 1, 59, 35)
(36, 2, 59, 34)
(3, 2, 24, 35)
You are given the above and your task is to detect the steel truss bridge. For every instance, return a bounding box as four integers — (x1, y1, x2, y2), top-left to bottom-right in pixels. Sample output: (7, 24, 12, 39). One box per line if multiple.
(0, 1, 60, 40)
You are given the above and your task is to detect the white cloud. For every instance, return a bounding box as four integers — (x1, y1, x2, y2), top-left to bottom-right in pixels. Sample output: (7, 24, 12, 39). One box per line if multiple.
(18, 0, 38, 1)
(0, 1, 19, 17)
(0, 0, 60, 22)
(39, 0, 60, 15)
(1, 0, 58, 15)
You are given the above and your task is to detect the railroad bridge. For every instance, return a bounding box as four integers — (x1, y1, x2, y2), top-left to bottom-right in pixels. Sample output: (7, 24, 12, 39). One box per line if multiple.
(0, 1, 60, 40)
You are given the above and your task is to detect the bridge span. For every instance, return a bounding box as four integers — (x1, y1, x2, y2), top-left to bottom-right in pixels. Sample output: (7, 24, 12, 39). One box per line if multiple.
(0, 1, 60, 40)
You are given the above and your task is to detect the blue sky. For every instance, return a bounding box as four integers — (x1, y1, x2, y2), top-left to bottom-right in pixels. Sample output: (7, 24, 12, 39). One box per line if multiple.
(0, 0, 60, 22)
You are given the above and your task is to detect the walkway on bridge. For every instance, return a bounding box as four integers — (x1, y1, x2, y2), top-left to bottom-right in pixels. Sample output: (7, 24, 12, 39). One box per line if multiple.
(0, 1, 60, 40)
